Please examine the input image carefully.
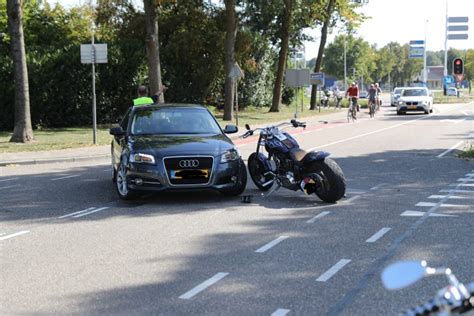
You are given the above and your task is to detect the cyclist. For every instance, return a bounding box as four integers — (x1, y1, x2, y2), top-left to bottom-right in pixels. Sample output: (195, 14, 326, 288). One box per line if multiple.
(345, 82, 359, 117)
(374, 82, 382, 111)
(333, 86, 343, 109)
(368, 84, 377, 117)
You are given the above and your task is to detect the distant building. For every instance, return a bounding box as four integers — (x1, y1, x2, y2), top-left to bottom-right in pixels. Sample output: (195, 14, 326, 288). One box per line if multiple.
(426, 66, 444, 89)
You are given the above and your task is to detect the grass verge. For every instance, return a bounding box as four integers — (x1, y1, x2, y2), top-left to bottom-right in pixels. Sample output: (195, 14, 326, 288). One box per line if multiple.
(458, 144, 474, 159)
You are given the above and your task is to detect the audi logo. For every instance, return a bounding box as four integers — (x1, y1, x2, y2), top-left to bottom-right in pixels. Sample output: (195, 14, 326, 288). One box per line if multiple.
(179, 159, 199, 168)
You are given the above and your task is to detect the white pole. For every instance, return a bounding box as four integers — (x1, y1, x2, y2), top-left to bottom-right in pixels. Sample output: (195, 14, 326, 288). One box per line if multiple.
(91, 23, 97, 145)
(423, 20, 428, 87)
(444, 1, 448, 77)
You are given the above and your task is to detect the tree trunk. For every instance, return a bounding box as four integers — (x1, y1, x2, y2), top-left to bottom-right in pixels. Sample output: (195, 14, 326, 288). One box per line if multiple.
(144, 0, 164, 102)
(7, 0, 33, 143)
(310, 0, 336, 110)
(269, 0, 293, 112)
(223, 0, 237, 121)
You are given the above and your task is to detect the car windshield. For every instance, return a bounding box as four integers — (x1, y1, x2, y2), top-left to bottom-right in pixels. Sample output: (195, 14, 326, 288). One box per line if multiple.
(131, 107, 222, 135)
(403, 89, 427, 97)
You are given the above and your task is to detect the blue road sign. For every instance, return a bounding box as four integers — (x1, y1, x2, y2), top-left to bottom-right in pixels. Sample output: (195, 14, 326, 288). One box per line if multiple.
(443, 76, 454, 84)
(409, 40, 425, 46)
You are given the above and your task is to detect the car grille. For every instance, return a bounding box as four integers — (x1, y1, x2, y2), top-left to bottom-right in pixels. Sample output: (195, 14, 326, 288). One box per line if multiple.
(406, 102, 418, 105)
(163, 156, 213, 185)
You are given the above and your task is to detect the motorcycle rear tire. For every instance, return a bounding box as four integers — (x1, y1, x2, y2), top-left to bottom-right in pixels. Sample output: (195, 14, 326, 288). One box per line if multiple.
(309, 158, 346, 203)
(248, 153, 273, 191)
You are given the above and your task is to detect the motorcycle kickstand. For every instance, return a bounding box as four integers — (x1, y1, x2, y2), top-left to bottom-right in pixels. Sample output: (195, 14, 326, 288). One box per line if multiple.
(261, 179, 281, 198)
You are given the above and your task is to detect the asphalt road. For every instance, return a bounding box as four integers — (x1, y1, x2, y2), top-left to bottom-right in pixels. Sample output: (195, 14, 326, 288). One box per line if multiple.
(1, 101, 473, 315)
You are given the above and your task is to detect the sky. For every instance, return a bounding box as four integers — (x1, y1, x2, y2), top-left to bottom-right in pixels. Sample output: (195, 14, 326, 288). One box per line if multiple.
(304, 0, 473, 59)
(48, 0, 473, 59)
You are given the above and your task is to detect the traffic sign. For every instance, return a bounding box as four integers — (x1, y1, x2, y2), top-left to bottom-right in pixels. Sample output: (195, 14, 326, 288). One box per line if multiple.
(229, 62, 244, 79)
(443, 75, 453, 84)
(448, 25, 469, 32)
(80, 44, 107, 64)
(409, 47, 424, 59)
(409, 40, 425, 46)
(285, 69, 310, 87)
(447, 34, 469, 40)
(448, 16, 469, 23)
(309, 72, 325, 86)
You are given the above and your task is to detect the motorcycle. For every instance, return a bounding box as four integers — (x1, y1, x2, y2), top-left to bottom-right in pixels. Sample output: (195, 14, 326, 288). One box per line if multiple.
(382, 260, 474, 315)
(241, 119, 346, 203)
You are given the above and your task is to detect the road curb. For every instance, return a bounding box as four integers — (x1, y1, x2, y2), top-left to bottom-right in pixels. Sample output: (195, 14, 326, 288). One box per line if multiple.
(0, 154, 110, 167)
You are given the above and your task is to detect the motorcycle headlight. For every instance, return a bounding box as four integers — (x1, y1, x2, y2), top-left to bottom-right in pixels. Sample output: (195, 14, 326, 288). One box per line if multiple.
(220, 148, 240, 163)
(130, 153, 155, 164)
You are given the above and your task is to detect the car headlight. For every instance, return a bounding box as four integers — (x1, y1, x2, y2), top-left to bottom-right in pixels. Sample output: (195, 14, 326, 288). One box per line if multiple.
(422, 101, 428, 105)
(220, 148, 240, 163)
(398, 101, 404, 105)
(130, 153, 155, 164)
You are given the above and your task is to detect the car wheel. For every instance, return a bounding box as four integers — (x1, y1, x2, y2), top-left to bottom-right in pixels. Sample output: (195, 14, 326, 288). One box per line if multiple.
(115, 161, 137, 200)
(397, 110, 402, 115)
(220, 160, 247, 196)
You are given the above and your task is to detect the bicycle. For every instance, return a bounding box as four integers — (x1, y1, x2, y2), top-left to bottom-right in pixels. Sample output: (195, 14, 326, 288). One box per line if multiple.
(368, 99, 376, 118)
(347, 97, 358, 122)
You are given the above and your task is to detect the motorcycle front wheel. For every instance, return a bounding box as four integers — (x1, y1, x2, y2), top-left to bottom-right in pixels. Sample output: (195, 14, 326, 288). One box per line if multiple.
(308, 158, 346, 203)
(248, 153, 273, 191)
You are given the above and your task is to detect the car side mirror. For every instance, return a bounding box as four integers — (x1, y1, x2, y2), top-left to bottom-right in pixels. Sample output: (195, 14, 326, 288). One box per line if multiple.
(224, 124, 238, 134)
(245, 124, 251, 131)
(109, 126, 125, 136)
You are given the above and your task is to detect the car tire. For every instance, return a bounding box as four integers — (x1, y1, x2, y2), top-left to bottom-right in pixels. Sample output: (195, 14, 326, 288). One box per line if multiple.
(115, 161, 137, 200)
(397, 110, 403, 115)
(220, 160, 247, 196)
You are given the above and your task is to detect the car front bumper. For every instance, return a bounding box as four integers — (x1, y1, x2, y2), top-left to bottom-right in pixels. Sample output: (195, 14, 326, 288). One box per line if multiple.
(124, 158, 245, 193)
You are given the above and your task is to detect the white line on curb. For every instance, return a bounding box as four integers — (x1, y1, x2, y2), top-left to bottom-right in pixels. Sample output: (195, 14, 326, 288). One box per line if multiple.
(179, 272, 229, 300)
(51, 175, 80, 181)
(255, 236, 289, 253)
(316, 259, 351, 282)
(271, 309, 290, 316)
(437, 141, 464, 158)
(306, 211, 331, 223)
(0, 230, 30, 241)
(366, 228, 391, 243)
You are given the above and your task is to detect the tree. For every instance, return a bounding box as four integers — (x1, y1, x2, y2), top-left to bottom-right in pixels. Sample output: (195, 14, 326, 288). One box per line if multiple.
(223, 0, 237, 121)
(309, 0, 335, 110)
(7, 0, 33, 142)
(269, 0, 293, 112)
(143, 0, 164, 101)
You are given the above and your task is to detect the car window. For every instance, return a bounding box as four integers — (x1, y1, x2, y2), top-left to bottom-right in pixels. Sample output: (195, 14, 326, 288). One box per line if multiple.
(131, 107, 222, 135)
(120, 107, 132, 130)
(402, 89, 427, 97)
(394, 89, 402, 94)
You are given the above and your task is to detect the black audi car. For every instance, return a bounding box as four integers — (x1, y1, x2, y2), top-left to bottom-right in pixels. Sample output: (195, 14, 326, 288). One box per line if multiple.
(109, 104, 247, 199)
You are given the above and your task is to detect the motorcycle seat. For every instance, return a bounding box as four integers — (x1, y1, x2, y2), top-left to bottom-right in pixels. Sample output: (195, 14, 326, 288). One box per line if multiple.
(289, 148, 308, 162)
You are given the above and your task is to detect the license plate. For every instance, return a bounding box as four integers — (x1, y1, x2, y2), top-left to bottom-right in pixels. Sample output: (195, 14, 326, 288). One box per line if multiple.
(170, 169, 209, 179)
(408, 105, 417, 110)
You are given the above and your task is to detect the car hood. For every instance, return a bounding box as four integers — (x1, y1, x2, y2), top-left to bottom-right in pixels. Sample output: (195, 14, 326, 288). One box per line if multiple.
(399, 96, 431, 102)
(129, 134, 235, 158)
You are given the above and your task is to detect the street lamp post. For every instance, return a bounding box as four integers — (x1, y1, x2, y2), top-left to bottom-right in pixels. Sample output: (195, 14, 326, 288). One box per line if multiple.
(91, 22, 97, 145)
(344, 36, 347, 92)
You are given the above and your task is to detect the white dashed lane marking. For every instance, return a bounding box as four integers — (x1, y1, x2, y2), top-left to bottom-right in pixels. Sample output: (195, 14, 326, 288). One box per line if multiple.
(255, 236, 289, 253)
(429, 195, 469, 200)
(58, 207, 110, 219)
(436, 141, 464, 158)
(400, 210, 457, 217)
(366, 228, 391, 243)
(271, 309, 290, 316)
(179, 272, 229, 300)
(306, 211, 331, 224)
(316, 259, 351, 282)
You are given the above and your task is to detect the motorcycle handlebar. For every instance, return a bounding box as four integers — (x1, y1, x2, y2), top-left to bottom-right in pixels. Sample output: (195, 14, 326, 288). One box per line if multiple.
(402, 284, 474, 315)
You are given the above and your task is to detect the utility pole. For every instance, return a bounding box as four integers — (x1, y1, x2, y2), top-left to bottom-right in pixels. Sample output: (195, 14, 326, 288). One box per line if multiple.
(91, 22, 97, 145)
(344, 36, 347, 92)
(423, 20, 428, 86)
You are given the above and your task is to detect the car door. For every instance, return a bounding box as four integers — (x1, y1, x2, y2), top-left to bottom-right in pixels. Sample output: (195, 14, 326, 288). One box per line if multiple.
(112, 108, 131, 168)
